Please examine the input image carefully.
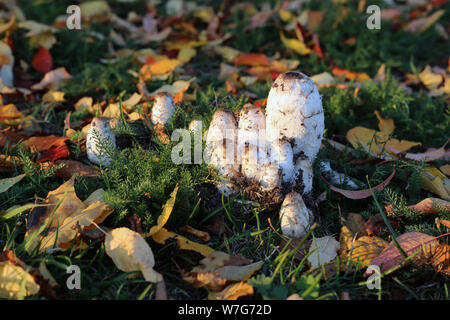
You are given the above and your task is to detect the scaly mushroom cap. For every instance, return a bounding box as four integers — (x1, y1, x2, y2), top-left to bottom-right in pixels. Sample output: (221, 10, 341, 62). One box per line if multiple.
(238, 103, 268, 181)
(205, 108, 239, 195)
(266, 71, 324, 162)
(279, 191, 313, 238)
(86, 117, 116, 167)
(151, 92, 175, 126)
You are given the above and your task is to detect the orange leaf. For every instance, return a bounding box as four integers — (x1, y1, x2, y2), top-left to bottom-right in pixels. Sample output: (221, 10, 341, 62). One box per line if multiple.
(332, 67, 370, 82)
(234, 53, 269, 67)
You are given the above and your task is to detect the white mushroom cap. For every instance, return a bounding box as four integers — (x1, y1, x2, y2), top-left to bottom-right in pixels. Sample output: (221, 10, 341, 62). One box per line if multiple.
(86, 117, 116, 167)
(294, 158, 313, 194)
(205, 109, 239, 195)
(151, 92, 176, 126)
(279, 191, 313, 238)
(266, 71, 324, 162)
(269, 139, 295, 184)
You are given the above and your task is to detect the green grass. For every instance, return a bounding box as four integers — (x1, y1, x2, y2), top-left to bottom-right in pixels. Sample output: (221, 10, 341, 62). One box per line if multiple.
(1, 0, 449, 300)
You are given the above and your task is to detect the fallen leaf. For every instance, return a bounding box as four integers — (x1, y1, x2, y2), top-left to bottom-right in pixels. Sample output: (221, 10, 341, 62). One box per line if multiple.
(374, 110, 394, 135)
(42, 91, 65, 104)
(179, 225, 211, 242)
(421, 168, 449, 200)
(31, 67, 72, 91)
(234, 53, 269, 67)
(0, 261, 39, 299)
(419, 65, 443, 90)
(280, 31, 312, 55)
(105, 227, 162, 283)
(366, 232, 439, 274)
(183, 251, 263, 291)
(146, 184, 178, 236)
(332, 67, 370, 82)
(386, 197, 450, 216)
(140, 59, 180, 81)
(0, 173, 26, 193)
(151, 228, 215, 257)
(38, 201, 112, 252)
(406, 9, 445, 34)
(208, 281, 254, 300)
(41, 160, 100, 178)
(308, 236, 340, 268)
(321, 168, 395, 200)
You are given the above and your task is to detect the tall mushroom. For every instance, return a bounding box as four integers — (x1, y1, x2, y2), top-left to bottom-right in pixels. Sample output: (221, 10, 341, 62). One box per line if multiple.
(151, 92, 176, 126)
(279, 191, 313, 238)
(266, 71, 324, 193)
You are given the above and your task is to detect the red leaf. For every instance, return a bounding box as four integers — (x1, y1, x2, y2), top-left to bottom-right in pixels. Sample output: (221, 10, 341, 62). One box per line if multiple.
(32, 47, 53, 73)
(321, 168, 395, 200)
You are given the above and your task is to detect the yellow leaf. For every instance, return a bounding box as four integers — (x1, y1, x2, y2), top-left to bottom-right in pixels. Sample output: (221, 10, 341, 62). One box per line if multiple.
(278, 9, 293, 22)
(74, 97, 94, 113)
(374, 110, 394, 135)
(105, 227, 163, 283)
(42, 91, 65, 104)
(152, 228, 215, 257)
(80, 1, 110, 20)
(39, 201, 112, 252)
(0, 261, 39, 299)
(419, 65, 443, 90)
(280, 31, 312, 55)
(421, 168, 450, 200)
(147, 184, 179, 236)
(178, 47, 196, 64)
(0, 104, 23, 119)
(140, 59, 180, 81)
(339, 225, 388, 268)
(208, 281, 254, 300)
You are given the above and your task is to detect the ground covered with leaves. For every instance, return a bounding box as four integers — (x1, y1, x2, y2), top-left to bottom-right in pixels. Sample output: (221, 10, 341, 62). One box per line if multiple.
(0, 0, 449, 300)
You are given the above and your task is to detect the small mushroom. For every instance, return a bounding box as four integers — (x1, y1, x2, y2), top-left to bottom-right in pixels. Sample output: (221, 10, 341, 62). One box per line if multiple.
(205, 108, 239, 195)
(86, 117, 117, 167)
(188, 119, 203, 135)
(279, 191, 313, 238)
(151, 92, 175, 126)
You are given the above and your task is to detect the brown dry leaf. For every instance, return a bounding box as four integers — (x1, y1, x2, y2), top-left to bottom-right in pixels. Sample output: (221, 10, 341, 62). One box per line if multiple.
(182, 251, 263, 291)
(41, 160, 100, 178)
(23, 135, 68, 153)
(105, 227, 163, 283)
(152, 228, 215, 257)
(366, 232, 439, 275)
(208, 281, 254, 300)
(441, 164, 450, 176)
(179, 225, 211, 242)
(31, 67, 72, 91)
(386, 197, 450, 216)
(0, 261, 40, 299)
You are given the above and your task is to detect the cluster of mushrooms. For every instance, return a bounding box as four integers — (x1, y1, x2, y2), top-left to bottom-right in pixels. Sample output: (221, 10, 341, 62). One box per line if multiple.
(86, 71, 324, 238)
(205, 72, 324, 237)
